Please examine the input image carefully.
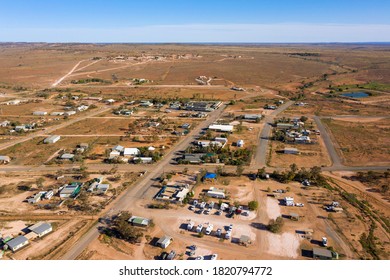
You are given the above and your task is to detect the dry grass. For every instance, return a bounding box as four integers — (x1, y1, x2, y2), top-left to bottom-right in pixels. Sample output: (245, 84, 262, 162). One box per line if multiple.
(323, 118, 390, 166)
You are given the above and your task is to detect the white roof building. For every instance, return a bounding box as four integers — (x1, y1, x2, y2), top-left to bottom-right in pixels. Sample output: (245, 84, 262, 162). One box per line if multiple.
(33, 111, 47, 116)
(123, 148, 140, 157)
(0, 155, 11, 163)
(44, 135, 61, 144)
(208, 124, 234, 132)
(109, 150, 121, 159)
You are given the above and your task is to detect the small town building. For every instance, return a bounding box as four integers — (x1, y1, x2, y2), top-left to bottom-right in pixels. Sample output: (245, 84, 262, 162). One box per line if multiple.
(206, 187, 225, 199)
(60, 153, 75, 160)
(156, 235, 172, 249)
(6, 236, 29, 252)
(276, 123, 294, 130)
(113, 145, 125, 152)
(313, 248, 333, 260)
(129, 216, 150, 227)
(139, 100, 153, 107)
(133, 157, 153, 164)
(15, 125, 27, 132)
(182, 153, 205, 164)
(95, 183, 110, 194)
(283, 147, 300, 154)
(50, 112, 65, 116)
(109, 150, 121, 159)
(33, 111, 47, 116)
(64, 111, 76, 116)
(295, 136, 311, 144)
(44, 190, 54, 200)
(28, 222, 52, 238)
(0, 155, 11, 164)
(123, 148, 140, 157)
(284, 197, 295, 206)
(155, 184, 190, 204)
(243, 114, 262, 121)
(44, 135, 61, 144)
(208, 124, 234, 132)
(0, 120, 10, 127)
(60, 182, 82, 198)
(237, 139, 244, 147)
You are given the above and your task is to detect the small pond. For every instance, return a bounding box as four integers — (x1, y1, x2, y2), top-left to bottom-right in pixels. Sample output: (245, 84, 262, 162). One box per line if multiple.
(341, 92, 369, 98)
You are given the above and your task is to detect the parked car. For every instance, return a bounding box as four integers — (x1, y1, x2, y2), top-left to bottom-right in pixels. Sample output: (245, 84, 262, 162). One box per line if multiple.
(193, 200, 198, 206)
(200, 202, 206, 209)
(242, 211, 249, 216)
(211, 254, 218, 260)
(205, 224, 213, 235)
(195, 256, 204, 260)
(160, 252, 169, 260)
(188, 245, 197, 251)
(187, 221, 194, 231)
(225, 230, 231, 239)
(204, 209, 210, 215)
(216, 228, 222, 237)
(228, 224, 233, 231)
(196, 224, 203, 233)
(295, 203, 304, 207)
(167, 250, 176, 260)
(322, 237, 328, 247)
(216, 210, 222, 216)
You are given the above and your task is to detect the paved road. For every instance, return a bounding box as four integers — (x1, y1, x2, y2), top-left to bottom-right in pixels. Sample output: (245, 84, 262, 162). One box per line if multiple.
(313, 116, 343, 168)
(61, 104, 227, 259)
(253, 101, 294, 167)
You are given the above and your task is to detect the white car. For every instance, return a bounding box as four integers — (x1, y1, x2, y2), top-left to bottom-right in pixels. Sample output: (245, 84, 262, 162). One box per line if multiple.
(211, 254, 218, 260)
(322, 237, 328, 247)
(216, 228, 222, 237)
(187, 221, 194, 231)
(228, 224, 233, 231)
(205, 224, 213, 235)
(295, 203, 304, 207)
(196, 224, 203, 233)
(225, 230, 231, 239)
(200, 202, 206, 209)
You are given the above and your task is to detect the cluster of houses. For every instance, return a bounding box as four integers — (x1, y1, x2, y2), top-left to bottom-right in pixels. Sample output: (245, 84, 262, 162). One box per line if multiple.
(1, 222, 52, 253)
(1, 120, 39, 133)
(108, 145, 155, 164)
(275, 117, 318, 145)
(58, 143, 89, 161)
(169, 101, 222, 112)
(196, 137, 228, 148)
(154, 184, 191, 204)
(27, 190, 54, 204)
(32, 104, 89, 118)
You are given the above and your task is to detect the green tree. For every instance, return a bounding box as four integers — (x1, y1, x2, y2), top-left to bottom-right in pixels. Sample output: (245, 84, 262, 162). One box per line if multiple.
(248, 200, 259, 211)
(267, 216, 284, 233)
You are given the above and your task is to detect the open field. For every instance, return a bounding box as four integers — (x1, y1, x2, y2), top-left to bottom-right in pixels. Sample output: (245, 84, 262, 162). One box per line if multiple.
(322, 118, 390, 166)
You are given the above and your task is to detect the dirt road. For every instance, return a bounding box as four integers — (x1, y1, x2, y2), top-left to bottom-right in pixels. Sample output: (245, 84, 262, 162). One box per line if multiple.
(51, 59, 88, 87)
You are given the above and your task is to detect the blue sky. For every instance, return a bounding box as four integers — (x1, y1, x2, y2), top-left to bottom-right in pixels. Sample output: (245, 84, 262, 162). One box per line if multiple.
(1, 0, 389, 42)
